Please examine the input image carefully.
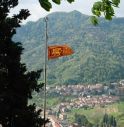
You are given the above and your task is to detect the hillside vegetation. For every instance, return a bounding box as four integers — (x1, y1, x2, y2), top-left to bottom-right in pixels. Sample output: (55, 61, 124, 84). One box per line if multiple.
(13, 11, 124, 85)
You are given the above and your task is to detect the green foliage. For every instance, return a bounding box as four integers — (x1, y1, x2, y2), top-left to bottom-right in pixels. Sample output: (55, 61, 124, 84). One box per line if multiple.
(38, 0, 120, 24)
(14, 11, 124, 85)
(39, 0, 75, 11)
(67, 0, 75, 3)
(91, 16, 99, 25)
(75, 114, 93, 126)
(91, 0, 120, 24)
(52, 0, 61, 5)
(0, 1, 47, 127)
(102, 114, 117, 127)
(39, 0, 52, 11)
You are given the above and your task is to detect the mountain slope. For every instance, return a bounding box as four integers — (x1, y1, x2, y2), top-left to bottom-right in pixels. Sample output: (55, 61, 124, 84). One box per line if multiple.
(13, 11, 124, 85)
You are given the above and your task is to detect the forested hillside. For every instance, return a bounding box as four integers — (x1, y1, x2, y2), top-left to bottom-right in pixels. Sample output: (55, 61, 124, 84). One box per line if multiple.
(13, 11, 124, 85)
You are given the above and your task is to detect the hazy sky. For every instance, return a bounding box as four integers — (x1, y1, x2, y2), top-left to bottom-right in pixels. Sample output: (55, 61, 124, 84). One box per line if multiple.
(11, 0, 124, 22)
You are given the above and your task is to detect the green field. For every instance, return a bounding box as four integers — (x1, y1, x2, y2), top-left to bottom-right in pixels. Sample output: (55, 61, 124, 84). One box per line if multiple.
(67, 102, 124, 126)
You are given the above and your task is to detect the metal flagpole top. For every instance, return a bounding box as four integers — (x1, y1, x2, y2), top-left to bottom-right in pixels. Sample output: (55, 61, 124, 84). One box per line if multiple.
(44, 17, 48, 22)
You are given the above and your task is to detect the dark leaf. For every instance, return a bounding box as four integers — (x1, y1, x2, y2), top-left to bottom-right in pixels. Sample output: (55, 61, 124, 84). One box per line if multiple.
(39, 0, 52, 11)
(67, 0, 75, 3)
(52, 0, 61, 5)
(90, 16, 98, 25)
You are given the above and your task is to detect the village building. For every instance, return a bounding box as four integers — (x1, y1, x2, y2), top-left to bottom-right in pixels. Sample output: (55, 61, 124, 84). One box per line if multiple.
(116, 86, 124, 100)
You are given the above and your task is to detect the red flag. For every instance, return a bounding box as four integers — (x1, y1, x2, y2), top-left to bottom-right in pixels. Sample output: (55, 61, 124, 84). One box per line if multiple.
(48, 45, 74, 59)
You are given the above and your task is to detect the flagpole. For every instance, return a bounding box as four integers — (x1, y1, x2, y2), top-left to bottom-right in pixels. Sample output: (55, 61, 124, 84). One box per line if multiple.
(44, 17, 48, 127)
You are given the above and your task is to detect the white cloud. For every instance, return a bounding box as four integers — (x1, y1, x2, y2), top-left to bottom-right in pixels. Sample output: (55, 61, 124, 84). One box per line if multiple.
(10, 0, 124, 22)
